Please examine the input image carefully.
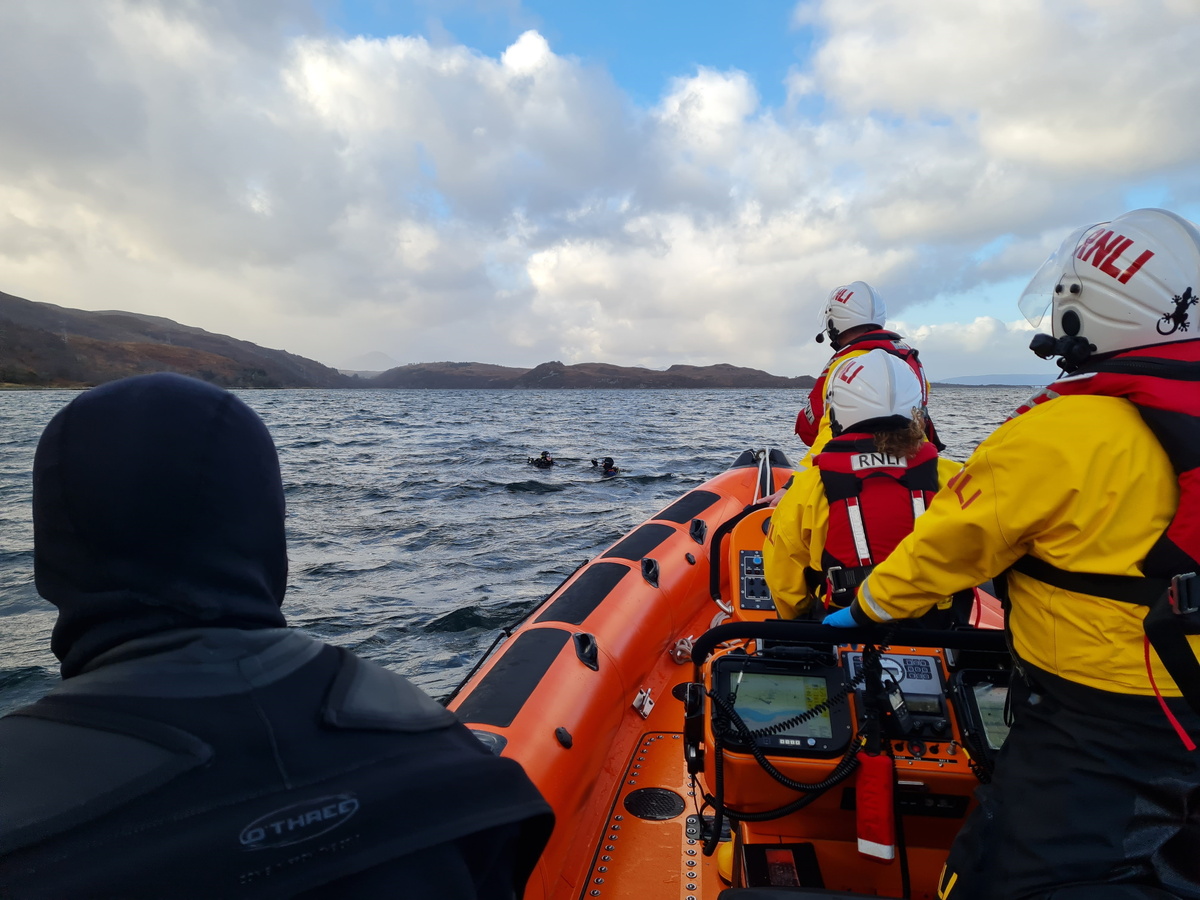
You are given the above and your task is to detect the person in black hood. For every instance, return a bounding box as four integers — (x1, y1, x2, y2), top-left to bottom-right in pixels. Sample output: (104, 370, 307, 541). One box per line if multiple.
(0, 373, 553, 899)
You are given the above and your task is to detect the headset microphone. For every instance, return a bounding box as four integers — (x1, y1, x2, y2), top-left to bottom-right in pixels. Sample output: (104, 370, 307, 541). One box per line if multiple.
(1028, 334, 1058, 359)
(815, 333, 826, 344)
(1029, 333, 1096, 372)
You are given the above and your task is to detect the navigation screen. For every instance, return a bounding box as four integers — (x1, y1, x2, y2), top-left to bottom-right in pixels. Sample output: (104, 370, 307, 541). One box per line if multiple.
(906, 694, 941, 715)
(972, 683, 1010, 750)
(734, 673, 832, 739)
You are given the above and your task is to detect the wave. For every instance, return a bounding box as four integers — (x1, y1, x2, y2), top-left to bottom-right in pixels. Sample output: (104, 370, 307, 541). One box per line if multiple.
(504, 480, 566, 494)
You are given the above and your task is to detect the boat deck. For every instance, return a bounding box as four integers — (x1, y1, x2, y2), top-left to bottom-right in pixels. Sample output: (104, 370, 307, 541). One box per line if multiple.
(580, 728, 723, 900)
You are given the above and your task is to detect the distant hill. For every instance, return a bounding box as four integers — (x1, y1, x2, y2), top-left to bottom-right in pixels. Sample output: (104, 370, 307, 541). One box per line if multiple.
(372, 361, 533, 388)
(0, 292, 353, 388)
(373, 360, 816, 389)
(0, 291, 817, 390)
(937, 374, 1056, 386)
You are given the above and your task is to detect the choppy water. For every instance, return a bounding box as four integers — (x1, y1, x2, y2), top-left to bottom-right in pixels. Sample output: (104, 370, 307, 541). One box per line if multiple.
(0, 385, 1036, 714)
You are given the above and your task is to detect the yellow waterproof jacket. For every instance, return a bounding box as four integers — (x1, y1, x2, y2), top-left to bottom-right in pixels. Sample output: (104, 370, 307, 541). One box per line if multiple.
(764, 455, 962, 619)
(856, 394, 1199, 696)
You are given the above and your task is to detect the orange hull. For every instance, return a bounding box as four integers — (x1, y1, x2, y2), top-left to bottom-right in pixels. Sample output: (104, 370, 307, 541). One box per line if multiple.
(449, 450, 1006, 899)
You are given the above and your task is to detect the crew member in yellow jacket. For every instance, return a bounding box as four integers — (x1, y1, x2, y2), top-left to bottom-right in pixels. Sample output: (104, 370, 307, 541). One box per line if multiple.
(827, 209, 1200, 900)
(765, 348, 961, 619)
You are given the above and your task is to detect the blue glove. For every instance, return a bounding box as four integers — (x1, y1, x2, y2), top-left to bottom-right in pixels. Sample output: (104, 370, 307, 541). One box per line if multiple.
(823, 606, 857, 628)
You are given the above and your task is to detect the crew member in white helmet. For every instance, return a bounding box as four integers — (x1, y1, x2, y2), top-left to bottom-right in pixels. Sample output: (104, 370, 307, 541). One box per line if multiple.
(827, 209, 1200, 900)
(765, 348, 962, 620)
(795, 281, 942, 468)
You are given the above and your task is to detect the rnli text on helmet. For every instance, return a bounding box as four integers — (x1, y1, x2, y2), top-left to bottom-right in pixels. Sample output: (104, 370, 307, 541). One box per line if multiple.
(1075, 230, 1155, 285)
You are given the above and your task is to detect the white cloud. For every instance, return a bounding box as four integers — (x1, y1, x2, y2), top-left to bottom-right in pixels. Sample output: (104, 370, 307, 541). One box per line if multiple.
(501, 29, 552, 74)
(804, 0, 1200, 173)
(894, 316, 1059, 382)
(0, 0, 1197, 377)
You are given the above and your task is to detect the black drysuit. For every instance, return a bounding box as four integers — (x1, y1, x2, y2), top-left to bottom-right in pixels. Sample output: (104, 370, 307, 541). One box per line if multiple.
(0, 373, 552, 898)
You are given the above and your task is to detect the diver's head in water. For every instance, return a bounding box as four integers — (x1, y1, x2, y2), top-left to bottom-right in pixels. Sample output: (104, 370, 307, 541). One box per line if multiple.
(33, 373, 289, 677)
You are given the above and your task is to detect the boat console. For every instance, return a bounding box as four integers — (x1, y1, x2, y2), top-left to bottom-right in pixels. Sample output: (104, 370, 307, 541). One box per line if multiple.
(687, 622, 1011, 895)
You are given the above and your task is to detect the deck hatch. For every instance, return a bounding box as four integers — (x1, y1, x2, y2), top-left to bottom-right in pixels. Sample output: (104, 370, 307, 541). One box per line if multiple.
(653, 490, 720, 524)
(602, 523, 675, 561)
(623, 788, 685, 821)
(534, 563, 629, 626)
(453, 628, 571, 728)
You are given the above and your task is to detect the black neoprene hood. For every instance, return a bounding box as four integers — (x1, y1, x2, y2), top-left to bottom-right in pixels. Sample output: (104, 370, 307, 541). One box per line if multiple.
(33, 373, 289, 677)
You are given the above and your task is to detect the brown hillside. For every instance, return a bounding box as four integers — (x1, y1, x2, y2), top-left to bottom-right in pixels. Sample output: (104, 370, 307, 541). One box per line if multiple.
(371, 361, 532, 388)
(0, 291, 351, 388)
(0, 290, 817, 390)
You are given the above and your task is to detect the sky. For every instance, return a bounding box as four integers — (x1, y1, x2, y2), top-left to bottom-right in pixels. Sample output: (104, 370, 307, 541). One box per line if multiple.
(3, 1, 1200, 380)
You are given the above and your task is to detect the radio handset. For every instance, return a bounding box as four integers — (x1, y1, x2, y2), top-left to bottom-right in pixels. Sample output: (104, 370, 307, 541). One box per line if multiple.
(860, 649, 916, 739)
(882, 676, 915, 738)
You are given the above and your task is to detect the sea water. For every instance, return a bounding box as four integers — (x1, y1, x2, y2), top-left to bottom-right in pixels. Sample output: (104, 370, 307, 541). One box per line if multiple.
(0, 385, 1035, 714)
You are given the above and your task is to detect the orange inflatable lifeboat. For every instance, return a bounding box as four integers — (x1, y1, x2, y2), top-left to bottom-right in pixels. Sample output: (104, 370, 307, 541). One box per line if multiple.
(448, 449, 1007, 900)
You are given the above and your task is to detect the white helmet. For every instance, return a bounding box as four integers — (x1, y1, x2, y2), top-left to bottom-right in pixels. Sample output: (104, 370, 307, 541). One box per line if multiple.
(816, 281, 886, 347)
(1019, 208, 1200, 370)
(827, 348, 923, 434)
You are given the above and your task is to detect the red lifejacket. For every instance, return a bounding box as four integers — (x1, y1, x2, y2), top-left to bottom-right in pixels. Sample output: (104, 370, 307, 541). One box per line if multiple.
(796, 330, 942, 450)
(1012, 340, 1200, 575)
(814, 436, 940, 607)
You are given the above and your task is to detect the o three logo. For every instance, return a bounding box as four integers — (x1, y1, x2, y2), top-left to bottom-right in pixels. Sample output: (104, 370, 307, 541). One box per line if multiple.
(833, 288, 855, 304)
(239, 794, 359, 850)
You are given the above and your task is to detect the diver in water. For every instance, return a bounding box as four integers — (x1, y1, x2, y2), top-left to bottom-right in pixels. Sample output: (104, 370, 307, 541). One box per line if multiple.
(827, 209, 1200, 900)
(591, 457, 620, 477)
(0, 373, 553, 899)
(764, 349, 963, 621)
(796, 281, 942, 468)
(528, 450, 554, 469)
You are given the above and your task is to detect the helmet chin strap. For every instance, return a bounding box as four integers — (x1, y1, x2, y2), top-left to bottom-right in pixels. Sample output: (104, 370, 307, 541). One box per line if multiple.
(1029, 333, 1096, 373)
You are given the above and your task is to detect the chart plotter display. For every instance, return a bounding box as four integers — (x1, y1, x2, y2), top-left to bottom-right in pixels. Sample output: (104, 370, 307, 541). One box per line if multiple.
(732, 672, 833, 739)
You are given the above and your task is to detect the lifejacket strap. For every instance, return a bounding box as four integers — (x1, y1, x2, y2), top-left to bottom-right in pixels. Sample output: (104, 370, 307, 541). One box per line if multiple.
(1144, 600, 1200, 720)
(1010, 555, 1168, 605)
(1010, 554, 1200, 718)
(826, 565, 875, 600)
